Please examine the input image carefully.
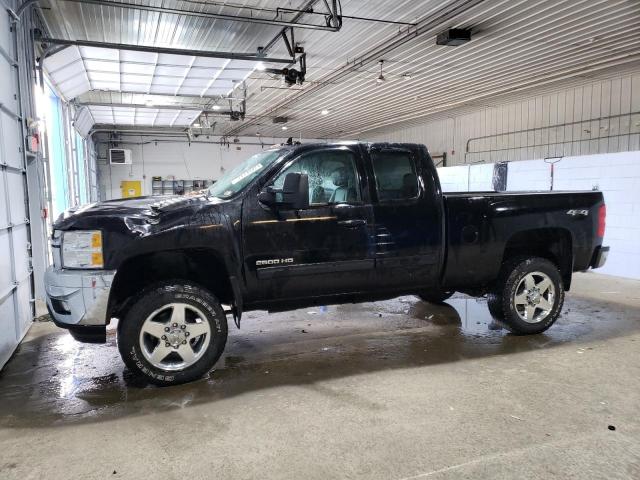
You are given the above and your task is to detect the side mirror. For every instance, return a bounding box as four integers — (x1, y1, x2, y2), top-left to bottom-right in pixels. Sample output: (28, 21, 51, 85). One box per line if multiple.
(258, 188, 276, 206)
(258, 172, 309, 210)
(281, 172, 309, 209)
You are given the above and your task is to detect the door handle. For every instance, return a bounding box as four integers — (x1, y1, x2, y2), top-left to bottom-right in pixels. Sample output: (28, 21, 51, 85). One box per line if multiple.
(337, 219, 367, 228)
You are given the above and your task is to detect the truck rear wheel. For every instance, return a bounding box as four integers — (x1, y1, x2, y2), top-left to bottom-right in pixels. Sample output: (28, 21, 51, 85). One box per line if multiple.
(489, 256, 564, 335)
(117, 282, 228, 386)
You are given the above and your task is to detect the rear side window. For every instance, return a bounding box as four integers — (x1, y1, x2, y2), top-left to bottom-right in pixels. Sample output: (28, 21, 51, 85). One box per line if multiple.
(371, 150, 419, 201)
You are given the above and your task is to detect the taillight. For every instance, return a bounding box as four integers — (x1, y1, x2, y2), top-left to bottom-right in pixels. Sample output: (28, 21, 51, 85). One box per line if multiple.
(597, 204, 606, 237)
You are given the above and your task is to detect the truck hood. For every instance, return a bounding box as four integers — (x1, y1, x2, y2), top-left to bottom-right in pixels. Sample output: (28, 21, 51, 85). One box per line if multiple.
(53, 195, 211, 230)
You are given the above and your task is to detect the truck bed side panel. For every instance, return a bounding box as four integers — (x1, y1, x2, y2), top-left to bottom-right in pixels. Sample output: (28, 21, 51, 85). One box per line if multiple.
(441, 191, 604, 290)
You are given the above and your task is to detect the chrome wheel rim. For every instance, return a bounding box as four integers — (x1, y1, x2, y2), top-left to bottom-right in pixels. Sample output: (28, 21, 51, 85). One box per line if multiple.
(513, 271, 555, 324)
(139, 303, 211, 371)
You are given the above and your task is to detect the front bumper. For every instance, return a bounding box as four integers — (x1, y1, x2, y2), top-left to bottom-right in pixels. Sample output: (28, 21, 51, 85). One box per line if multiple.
(591, 245, 609, 269)
(44, 267, 116, 343)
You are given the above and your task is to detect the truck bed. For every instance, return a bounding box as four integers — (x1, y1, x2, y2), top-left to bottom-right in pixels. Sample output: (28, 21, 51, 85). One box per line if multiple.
(441, 190, 604, 290)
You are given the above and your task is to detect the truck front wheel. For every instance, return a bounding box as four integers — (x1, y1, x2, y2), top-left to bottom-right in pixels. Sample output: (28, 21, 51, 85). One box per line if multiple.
(117, 282, 228, 386)
(489, 256, 564, 335)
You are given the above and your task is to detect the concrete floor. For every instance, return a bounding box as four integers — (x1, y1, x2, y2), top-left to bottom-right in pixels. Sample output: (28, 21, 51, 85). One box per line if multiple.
(0, 272, 639, 479)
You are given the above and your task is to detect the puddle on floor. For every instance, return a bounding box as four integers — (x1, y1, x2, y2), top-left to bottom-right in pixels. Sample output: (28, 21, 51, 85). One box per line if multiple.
(0, 294, 637, 428)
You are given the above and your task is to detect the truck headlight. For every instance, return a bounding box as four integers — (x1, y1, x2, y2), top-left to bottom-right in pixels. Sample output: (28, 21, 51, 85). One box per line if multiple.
(62, 230, 104, 269)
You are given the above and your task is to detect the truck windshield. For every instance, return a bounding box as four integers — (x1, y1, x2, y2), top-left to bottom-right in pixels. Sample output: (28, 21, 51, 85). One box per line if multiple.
(207, 149, 284, 199)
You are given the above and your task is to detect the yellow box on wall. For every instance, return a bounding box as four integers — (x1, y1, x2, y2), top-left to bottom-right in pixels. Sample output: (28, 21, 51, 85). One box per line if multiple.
(121, 180, 142, 198)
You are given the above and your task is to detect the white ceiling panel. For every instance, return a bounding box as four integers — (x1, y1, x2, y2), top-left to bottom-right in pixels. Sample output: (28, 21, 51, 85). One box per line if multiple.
(121, 63, 155, 75)
(79, 46, 119, 61)
(51, 63, 87, 85)
(83, 60, 120, 73)
(83, 105, 202, 128)
(154, 65, 190, 77)
(192, 58, 229, 69)
(120, 50, 158, 63)
(88, 72, 120, 83)
(177, 87, 205, 95)
(121, 73, 152, 83)
(43, 45, 262, 101)
(149, 85, 179, 95)
(157, 54, 194, 66)
(204, 87, 232, 96)
(181, 78, 211, 87)
(45, 45, 82, 73)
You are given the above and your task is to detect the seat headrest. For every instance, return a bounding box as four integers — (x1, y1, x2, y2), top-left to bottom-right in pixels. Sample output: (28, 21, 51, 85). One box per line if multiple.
(331, 167, 349, 187)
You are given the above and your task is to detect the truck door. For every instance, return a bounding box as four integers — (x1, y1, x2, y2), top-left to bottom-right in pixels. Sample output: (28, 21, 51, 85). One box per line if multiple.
(242, 145, 375, 301)
(366, 145, 443, 290)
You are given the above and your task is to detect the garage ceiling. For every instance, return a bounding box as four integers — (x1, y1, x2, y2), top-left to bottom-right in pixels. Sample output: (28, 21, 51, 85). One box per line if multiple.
(79, 105, 202, 128)
(43, 45, 261, 99)
(37, 0, 640, 138)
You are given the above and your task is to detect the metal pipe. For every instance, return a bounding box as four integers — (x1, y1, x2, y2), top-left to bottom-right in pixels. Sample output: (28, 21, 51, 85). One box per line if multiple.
(465, 110, 640, 154)
(21, 0, 340, 31)
(74, 89, 246, 102)
(275, 7, 415, 26)
(464, 133, 639, 163)
(262, 0, 320, 54)
(77, 102, 209, 112)
(39, 37, 297, 64)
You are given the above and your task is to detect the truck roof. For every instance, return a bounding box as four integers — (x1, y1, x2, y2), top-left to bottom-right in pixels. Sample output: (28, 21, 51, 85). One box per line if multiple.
(273, 141, 427, 153)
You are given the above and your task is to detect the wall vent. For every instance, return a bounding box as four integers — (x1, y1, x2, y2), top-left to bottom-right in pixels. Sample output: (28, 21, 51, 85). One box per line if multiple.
(109, 148, 132, 165)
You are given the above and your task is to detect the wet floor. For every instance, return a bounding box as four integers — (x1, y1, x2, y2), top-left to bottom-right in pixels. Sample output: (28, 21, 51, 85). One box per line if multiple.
(0, 281, 637, 428)
(0, 274, 640, 480)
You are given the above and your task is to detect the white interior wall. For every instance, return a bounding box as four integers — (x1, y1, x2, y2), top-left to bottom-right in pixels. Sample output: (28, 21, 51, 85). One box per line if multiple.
(364, 70, 640, 166)
(436, 151, 640, 280)
(96, 136, 328, 200)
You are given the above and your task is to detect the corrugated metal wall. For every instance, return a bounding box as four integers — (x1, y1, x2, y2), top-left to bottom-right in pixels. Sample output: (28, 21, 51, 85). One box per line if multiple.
(365, 70, 640, 166)
(0, 0, 35, 367)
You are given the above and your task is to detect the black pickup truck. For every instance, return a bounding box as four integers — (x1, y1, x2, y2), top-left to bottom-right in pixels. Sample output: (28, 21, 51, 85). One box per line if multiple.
(45, 142, 609, 385)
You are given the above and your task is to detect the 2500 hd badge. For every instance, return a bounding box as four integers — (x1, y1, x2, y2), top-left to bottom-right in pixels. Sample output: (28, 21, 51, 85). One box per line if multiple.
(256, 258, 294, 266)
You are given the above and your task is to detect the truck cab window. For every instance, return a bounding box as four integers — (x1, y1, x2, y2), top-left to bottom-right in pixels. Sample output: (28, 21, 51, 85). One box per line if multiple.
(371, 150, 419, 201)
(272, 150, 361, 205)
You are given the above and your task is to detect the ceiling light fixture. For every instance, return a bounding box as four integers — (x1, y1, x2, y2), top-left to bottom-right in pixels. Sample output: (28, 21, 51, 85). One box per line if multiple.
(212, 105, 221, 111)
(256, 62, 266, 71)
(376, 60, 385, 84)
(321, 109, 330, 115)
(282, 126, 288, 131)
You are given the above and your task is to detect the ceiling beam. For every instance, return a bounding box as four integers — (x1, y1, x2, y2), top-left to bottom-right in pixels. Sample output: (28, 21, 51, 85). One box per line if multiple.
(38, 37, 296, 64)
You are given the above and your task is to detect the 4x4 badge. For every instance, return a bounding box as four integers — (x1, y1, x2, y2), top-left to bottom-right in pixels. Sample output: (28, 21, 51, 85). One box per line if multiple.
(567, 209, 588, 216)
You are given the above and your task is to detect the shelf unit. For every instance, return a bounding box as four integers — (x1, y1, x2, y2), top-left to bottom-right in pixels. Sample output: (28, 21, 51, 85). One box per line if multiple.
(151, 177, 214, 196)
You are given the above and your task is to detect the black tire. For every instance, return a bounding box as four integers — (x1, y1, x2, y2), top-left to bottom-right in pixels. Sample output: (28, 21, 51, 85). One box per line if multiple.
(490, 256, 564, 335)
(486, 293, 504, 320)
(118, 282, 228, 386)
(418, 290, 454, 304)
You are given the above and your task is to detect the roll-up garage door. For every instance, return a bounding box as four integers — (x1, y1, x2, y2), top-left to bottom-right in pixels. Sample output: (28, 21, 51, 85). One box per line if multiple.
(0, 5, 33, 367)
